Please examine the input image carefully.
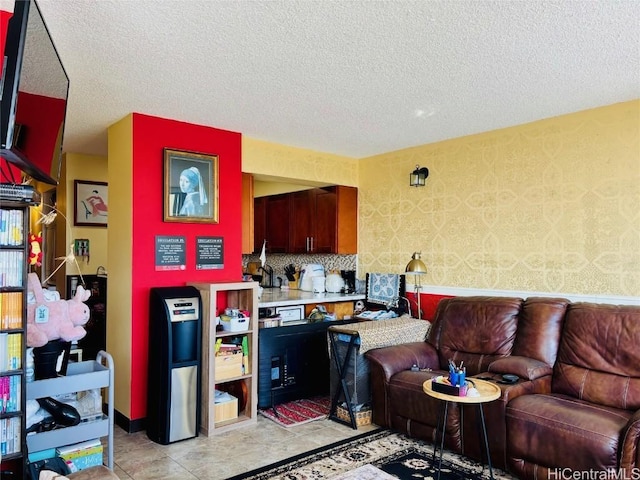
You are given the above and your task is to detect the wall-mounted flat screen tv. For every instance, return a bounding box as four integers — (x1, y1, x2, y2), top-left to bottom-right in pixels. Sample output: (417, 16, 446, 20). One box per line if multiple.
(0, 0, 69, 185)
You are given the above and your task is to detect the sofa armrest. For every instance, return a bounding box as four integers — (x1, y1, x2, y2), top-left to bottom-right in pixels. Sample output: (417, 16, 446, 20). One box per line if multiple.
(488, 355, 552, 381)
(365, 341, 438, 428)
(366, 341, 439, 381)
(620, 409, 640, 470)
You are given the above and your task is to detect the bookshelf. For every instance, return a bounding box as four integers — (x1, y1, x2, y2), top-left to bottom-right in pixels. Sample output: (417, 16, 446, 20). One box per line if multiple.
(0, 199, 29, 478)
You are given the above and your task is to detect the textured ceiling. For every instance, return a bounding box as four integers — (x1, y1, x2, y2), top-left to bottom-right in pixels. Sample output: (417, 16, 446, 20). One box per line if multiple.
(4, 0, 640, 159)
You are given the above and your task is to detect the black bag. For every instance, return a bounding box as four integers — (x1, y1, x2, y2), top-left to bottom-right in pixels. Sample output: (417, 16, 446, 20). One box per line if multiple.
(27, 456, 70, 480)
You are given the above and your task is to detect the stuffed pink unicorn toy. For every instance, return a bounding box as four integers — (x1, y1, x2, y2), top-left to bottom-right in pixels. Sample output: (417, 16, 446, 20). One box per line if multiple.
(26, 273, 91, 348)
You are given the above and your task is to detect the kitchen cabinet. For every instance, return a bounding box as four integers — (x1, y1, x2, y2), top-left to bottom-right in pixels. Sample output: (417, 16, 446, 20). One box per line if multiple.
(241, 173, 254, 254)
(253, 196, 266, 254)
(258, 320, 356, 409)
(290, 186, 357, 254)
(256, 193, 290, 253)
(187, 281, 258, 436)
(289, 189, 314, 253)
(314, 187, 338, 253)
(253, 185, 357, 255)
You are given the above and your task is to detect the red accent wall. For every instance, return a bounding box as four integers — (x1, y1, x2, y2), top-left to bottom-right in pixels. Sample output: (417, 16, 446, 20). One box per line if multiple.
(420, 293, 454, 321)
(407, 292, 455, 321)
(129, 113, 242, 419)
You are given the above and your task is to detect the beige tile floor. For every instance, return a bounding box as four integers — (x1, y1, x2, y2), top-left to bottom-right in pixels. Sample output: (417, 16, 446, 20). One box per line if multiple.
(109, 414, 378, 479)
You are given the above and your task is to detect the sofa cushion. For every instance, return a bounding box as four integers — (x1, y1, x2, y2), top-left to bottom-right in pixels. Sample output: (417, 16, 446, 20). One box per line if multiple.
(552, 303, 640, 410)
(507, 393, 632, 472)
(428, 296, 522, 374)
(511, 297, 569, 366)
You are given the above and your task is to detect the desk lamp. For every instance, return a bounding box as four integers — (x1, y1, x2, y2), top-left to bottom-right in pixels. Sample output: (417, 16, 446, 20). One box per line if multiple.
(405, 252, 428, 319)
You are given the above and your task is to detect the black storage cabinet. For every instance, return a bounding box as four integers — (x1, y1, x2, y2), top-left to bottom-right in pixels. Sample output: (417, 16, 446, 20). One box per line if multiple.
(258, 319, 355, 409)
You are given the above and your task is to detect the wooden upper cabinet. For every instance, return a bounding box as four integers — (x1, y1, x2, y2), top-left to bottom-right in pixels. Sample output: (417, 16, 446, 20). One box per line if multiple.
(312, 187, 337, 253)
(241, 173, 255, 254)
(289, 189, 315, 253)
(253, 196, 266, 254)
(253, 185, 357, 255)
(288, 186, 357, 254)
(264, 193, 290, 253)
(332, 185, 357, 254)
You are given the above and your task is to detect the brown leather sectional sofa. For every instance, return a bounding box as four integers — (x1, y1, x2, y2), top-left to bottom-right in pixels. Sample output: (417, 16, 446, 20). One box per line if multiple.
(365, 295, 640, 479)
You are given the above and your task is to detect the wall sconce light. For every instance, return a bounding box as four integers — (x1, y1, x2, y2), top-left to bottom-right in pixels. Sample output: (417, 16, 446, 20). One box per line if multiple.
(405, 252, 428, 319)
(409, 165, 429, 187)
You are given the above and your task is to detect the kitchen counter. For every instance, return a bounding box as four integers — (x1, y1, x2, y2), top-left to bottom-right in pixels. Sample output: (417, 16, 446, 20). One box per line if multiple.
(258, 288, 365, 308)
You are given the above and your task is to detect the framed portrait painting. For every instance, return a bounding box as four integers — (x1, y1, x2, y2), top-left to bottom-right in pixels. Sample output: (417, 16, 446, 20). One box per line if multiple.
(74, 180, 108, 227)
(163, 148, 219, 223)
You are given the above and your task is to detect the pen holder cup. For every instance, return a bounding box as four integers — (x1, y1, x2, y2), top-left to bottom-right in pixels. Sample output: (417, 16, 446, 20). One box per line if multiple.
(449, 371, 466, 387)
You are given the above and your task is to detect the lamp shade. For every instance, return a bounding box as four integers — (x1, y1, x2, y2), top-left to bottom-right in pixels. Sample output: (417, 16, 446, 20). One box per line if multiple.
(405, 252, 427, 274)
(409, 166, 429, 187)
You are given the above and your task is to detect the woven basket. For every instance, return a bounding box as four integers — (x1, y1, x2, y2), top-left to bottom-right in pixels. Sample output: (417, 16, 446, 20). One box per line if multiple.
(336, 405, 372, 426)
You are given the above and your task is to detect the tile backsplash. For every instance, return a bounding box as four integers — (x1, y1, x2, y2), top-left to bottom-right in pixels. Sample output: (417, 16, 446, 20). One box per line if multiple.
(242, 253, 357, 280)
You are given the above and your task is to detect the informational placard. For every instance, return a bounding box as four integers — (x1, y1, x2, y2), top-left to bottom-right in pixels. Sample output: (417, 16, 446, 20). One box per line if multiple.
(196, 236, 224, 270)
(155, 235, 186, 271)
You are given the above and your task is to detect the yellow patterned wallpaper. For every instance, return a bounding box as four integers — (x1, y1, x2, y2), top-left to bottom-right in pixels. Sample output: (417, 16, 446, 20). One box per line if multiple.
(358, 101, 640, 297)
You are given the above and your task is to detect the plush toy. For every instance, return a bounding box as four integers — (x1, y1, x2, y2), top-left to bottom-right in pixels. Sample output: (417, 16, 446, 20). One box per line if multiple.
(28, 232, 42, 267)
(26, 273, 91, 348)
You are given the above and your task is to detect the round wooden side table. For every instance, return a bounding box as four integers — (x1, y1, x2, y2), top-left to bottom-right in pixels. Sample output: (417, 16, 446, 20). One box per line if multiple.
(423, 378, 501, 480)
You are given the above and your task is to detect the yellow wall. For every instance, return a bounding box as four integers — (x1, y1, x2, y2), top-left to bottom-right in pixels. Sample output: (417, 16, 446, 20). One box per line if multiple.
(62, 153, 109, 278)
(358, 100, 640, 298)
(254, 181, 315, 197)
(242, 137, 359, 187)
(106, 115, 133, 418)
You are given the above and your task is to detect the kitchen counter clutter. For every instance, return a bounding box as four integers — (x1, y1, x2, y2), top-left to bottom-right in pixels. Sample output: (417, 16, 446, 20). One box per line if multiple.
(258, 288, 364, 308)
(259, 288, 365, 327)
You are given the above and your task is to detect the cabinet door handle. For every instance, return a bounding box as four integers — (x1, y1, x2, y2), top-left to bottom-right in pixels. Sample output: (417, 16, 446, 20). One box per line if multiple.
(310, 237, 314, 252)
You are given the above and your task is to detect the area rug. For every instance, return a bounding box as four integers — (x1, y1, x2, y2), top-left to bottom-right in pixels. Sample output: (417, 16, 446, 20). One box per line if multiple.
(258, 396, 331, 427)
(226, 429, 517, 480)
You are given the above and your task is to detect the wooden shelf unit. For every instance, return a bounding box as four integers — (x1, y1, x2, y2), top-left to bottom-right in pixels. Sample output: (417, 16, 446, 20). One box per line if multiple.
(188, 281, 259, 436)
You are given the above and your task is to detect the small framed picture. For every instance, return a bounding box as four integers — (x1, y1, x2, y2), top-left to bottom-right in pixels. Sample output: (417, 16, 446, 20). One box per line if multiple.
(163, 148, 219, 223)
(74, 180, 108, 227)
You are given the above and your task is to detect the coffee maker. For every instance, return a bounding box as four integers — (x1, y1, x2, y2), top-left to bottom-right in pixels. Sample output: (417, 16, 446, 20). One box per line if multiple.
(340, 270, 356, 294)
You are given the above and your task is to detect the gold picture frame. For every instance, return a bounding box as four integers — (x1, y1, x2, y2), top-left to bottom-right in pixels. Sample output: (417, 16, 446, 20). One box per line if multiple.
(163, 148, 219, 223)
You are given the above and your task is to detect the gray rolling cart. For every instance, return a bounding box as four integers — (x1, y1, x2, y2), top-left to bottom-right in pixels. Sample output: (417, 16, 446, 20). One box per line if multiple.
(26, 351, 115, 472)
